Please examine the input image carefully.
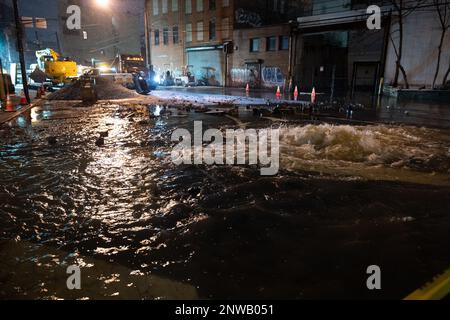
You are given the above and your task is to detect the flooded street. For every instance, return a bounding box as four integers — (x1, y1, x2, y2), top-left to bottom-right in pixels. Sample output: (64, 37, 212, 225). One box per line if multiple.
(0, 100, 449, 299)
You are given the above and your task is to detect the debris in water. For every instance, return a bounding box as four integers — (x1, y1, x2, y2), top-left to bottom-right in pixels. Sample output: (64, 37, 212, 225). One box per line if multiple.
(47, 136, 57, 145)
(99, 131, 109, 138)
(95, 137, 105, 147)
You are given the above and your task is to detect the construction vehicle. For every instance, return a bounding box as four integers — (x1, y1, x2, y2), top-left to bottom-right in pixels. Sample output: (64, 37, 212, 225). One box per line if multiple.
(108, 54, 156, 91)
(113, 54, 146, 74)
(35, 48, 78, 85)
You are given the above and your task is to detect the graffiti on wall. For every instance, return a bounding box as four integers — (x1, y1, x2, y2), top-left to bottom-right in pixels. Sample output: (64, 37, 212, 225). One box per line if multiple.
(235, 8, 262, 27)
(231, 66, 285, 88)
(231, 67, 260, 87)
(262, 67, 285, 87)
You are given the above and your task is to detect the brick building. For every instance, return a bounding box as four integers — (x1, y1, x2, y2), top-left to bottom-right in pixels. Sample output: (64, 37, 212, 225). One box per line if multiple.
(147, 0, 305, 87)
(148, 0, 233, 86)
(230, 24, 291, 88)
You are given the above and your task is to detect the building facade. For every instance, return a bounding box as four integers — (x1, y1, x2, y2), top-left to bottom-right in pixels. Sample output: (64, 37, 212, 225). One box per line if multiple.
(0, 0, 17, 76)
(293, 0, 389, 98)
(383, 2, 450, 89)
(148, 0, 234, 86)
(58, 0, 143, 66)
(293, 0, 450, 99)
(18, 0, 61, 69)
(1, 0, 144, 83)
(1, 0, 60, 79)
(147, 0, 304, 87)
(230, 24, 291, 88)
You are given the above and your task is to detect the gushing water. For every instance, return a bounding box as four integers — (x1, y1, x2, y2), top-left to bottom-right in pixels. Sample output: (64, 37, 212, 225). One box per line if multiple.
(279, 124, 450, 185)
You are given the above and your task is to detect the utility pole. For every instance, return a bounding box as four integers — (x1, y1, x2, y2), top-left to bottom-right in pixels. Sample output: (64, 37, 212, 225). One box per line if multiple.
(12, 0, 30, 103)
(0, 58, 8, 98)
(144, 0, 152, 68)
(287, 20, 298, 95)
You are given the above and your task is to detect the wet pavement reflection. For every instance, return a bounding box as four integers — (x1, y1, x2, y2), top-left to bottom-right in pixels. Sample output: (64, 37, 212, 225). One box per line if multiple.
(0, 100, 449, 299)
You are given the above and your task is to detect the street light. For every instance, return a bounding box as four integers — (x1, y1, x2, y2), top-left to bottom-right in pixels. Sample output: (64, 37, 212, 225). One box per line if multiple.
(95, 0, 110, 9)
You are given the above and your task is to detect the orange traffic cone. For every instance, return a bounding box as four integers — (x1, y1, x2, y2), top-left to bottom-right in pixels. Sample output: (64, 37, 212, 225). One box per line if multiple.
(276, 86, 282, 99)
(5, 94, 15, 112)
(19, 91, 28, 106)
(294, 86, 299, 101)
(311, 87, 316, 104)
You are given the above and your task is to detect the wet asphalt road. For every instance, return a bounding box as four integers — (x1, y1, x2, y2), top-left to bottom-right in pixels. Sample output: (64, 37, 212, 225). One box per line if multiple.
(0, 100, 449, 299)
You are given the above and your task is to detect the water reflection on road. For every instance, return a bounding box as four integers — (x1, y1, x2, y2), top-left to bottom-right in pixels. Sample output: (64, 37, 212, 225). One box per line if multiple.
(0, 100, 449, 299)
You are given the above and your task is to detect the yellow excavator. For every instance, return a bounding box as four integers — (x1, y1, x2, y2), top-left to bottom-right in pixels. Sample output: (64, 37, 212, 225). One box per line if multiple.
(35, 48, 78, 85)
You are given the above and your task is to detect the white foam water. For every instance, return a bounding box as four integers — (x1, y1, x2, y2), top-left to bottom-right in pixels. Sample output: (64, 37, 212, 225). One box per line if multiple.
(279, 124, 450, 186)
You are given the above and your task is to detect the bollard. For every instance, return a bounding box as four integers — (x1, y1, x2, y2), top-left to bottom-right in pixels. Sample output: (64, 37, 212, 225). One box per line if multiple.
(311, 87, 316, 104)
(294, 86, 299, 101)
(276, 86, 282, 99)
(5, 94, 15, 112)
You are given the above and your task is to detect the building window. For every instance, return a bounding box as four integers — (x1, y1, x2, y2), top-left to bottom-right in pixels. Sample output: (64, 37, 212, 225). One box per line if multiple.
(154, 29, 160, 45)
(250, 38, 260, 52)
(273, 0, 287, 12)
(162, 0, 168, 13)
(279, 35, 289, 50)
(21, 16, 33, 28)
(197, 21, 204, 41)
(186, 0, 192, 14)
(186, 23, 193, 42)
(209, 19, 216, 40)
(280, 0, 287, 14)
(209, 0, 216, 10)
(35, 18, 47, 29)
(152, 0, 159, 15)
(197, 0, 203, 12)
(267, 36, 277, 51)
(222, 18, 229, 39)
(173, 25, 179, 44)
(172, 0, 178, 11)
(222, 0, 229, 7)
(163, 27, 169, 45)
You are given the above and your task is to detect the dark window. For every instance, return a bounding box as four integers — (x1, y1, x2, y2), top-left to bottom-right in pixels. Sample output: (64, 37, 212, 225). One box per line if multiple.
(209, 0, 216, 10)
(163, 27, 169, 45)
(154, 29, 160, 45)
(250, 38, 260, 52)
(279, 35, 289, 50)
(209, 20, 216, 40)
(267, 36, 277, 51)
(173, 26, 179, 44)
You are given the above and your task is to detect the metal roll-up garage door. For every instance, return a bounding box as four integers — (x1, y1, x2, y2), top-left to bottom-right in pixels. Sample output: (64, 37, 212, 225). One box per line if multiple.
(187, 48, 223, 86)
